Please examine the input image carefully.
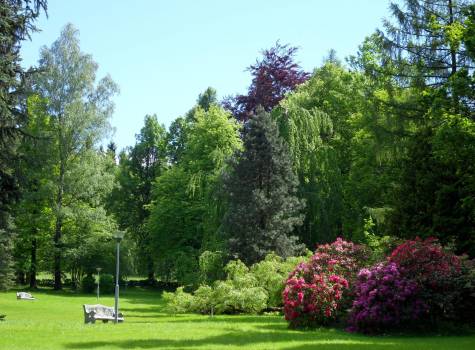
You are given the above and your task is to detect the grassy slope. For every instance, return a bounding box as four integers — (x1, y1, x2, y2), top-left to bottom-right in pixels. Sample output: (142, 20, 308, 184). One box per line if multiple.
(0, 288, 474, 350)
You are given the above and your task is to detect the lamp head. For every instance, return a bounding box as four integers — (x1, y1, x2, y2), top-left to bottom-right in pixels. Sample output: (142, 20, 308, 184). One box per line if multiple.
(113, 230, 125, 243)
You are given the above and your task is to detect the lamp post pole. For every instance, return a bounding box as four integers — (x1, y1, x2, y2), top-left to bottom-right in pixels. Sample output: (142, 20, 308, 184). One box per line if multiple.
(96, 267, 102, 301)
(113, 230, 125, 324)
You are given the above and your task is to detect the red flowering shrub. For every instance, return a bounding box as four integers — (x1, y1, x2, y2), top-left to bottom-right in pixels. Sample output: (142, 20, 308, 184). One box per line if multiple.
(389, 237, 461, 284)
(283, 271, 348, 327)
(283, 238, 368, 328)
(389, 238, 463, 321)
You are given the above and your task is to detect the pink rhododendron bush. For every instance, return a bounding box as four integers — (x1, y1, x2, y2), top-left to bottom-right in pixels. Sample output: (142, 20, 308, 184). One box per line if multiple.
(283, 238, 368, 328)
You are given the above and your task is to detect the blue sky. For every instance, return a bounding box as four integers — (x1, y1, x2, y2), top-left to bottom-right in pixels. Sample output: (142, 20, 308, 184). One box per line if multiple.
(21, 0, 392, 151)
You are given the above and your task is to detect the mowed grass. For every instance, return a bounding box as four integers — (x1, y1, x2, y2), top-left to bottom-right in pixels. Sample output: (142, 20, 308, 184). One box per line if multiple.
(1, 288, 474, 350)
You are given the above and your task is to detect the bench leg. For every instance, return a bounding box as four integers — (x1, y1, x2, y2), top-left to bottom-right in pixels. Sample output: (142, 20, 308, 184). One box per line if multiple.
(102, 320, 108, 323)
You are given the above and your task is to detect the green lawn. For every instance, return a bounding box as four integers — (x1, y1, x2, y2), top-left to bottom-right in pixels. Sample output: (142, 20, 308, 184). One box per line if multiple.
(1, 288, 474, 350)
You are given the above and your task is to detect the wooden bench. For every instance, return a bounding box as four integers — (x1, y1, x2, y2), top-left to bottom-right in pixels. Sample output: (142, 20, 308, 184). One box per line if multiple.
(83, 304, 124, 324)
(16, 292, 35, 300)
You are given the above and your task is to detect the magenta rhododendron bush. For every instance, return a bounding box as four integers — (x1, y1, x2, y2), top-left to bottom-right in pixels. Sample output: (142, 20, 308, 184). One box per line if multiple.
(283, 238, 367, 328)
(347, 262, 428, 333)
(348, 237, 472, 333)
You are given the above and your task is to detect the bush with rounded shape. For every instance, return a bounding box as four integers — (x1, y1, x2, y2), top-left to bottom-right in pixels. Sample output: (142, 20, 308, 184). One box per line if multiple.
(163, 287, 195, 314)
(99, 274, 115, 294)
(163, 259, 268, 315)
(283, 270, 349, 328)
(251, 253, 308, 308)
(347, 262, 428, 334)
(81, 274, 96, 294)
(283, 238, 365, 328)
(389, 238, 463, 321)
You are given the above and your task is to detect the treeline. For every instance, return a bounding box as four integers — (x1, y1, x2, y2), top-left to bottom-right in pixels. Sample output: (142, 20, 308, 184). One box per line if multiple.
(1, 0, 474, 290)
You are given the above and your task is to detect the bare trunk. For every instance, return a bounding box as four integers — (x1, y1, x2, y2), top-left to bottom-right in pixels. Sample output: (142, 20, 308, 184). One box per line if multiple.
(448, 0, 457, 77)
(29, 237, 37, 289)
(448, 0, 459, 112)
(54, 163, 64, 290)
(147, 259, 155, 282)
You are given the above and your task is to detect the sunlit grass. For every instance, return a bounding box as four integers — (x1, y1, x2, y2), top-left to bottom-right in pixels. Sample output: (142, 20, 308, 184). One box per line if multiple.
(1, 288, 474, 350)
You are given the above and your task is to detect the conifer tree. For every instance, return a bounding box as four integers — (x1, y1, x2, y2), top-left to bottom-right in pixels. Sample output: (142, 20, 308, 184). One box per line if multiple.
(221, 109, 305, 265)
(0, 0, 46, 290)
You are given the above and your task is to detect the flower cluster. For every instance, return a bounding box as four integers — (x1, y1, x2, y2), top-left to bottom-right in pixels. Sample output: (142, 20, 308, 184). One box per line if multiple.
(283, 271, 349, 328)
(390, 238, 465, 320)
(348, 237, 469, 333)
(309, 238, 368, 280)
(389, 237, 461, 287)
(347, 262, 428, 333)
(283, 238, 366, 328)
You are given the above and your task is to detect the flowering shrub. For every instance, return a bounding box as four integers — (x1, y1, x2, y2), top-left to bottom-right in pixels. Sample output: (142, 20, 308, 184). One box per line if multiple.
(348, 237, 472, 334)
(283, 270, 348, 328)
(309, 238, 369, 280)
(347, 262, 428, 333)
(389, 238, 463, 321)
(283, 238, 367, 328)
(389, 237, 461, 284)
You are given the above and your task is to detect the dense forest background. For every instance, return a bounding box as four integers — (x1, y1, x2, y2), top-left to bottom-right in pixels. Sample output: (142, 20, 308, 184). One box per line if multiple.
(1, 0, 474, 291)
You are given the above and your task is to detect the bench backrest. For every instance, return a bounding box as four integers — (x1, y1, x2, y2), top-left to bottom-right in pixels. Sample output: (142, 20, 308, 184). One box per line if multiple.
(83, 304, 115, 317)
(17, 292, 34, 299)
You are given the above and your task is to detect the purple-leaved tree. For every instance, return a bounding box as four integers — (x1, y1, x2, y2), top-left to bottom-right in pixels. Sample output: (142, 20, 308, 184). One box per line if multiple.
(223, 42, 310, 121)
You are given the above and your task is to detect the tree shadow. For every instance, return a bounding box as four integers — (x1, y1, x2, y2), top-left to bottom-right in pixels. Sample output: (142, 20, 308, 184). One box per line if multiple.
(64, 329, 396, 349)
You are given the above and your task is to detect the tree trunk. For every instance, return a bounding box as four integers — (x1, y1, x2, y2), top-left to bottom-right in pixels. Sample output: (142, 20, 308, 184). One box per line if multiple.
(447, 0, 459, 112)
(54, 163, 64, 290)
(29, 237, 37, 289)
(448, 0, 457, 77)
(147, 259, 155, 283)
(17, 271, 26, 285)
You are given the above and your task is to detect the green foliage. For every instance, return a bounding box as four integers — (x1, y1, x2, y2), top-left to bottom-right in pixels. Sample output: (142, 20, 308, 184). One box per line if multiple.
(163, 286, 196, 313)
(29, 23, 118, 289)
(164, 253, 308, 315)
(390, 116, 475, 256)
(199, 250, 225, 285)
(363, 216, 399, 262)
(274, 63, 361, 245)
(108, 114, 167, 279)
(0, 213, 15, 290)
(221, 109, 305, 264)
(81, 274, 96, 294)
(149, 102, 241, 284)
(164, 259, 268, 315)
(250, 253, 308, 308)
(99, 274, 115, 294)
(0, 0, 46, 292)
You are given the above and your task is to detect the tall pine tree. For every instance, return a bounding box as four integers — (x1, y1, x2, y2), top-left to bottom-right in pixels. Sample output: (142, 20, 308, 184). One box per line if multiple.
(0, 0, 46, 290)
(221, 109, 304, 265)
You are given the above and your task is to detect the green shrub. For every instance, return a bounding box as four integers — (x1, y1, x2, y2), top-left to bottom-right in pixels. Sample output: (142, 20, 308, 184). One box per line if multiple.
(163, 253, 309, 315)
(163, 287, 196, 314)
(251, 253, 307, 308)
(81, 274, 96, 294)
(99, 274, 115, 294)
(199, 250, 225, 285)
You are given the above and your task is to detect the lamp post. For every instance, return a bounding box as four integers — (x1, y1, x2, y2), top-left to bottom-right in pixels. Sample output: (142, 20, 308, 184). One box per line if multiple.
(96, 267, 102, 301)
(113, 230, 125, 324)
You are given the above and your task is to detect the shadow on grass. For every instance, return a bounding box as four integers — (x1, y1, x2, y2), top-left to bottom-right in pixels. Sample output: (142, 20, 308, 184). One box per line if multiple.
(161, 315, 286, 324)
(64, 329, 397, 349)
